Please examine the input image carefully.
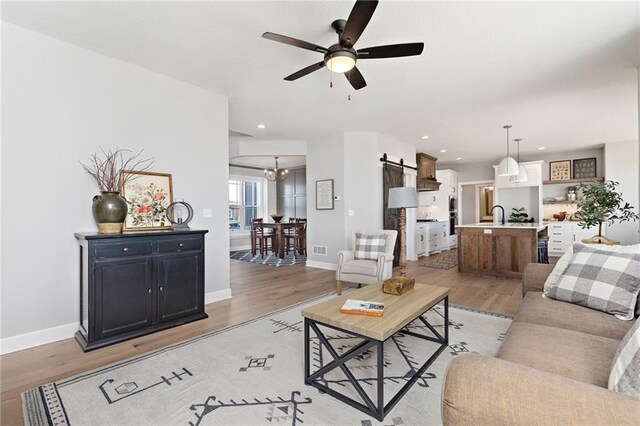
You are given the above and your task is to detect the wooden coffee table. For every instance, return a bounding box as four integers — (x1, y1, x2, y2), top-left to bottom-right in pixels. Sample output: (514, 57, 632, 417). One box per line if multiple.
(302, 283, 450, 421)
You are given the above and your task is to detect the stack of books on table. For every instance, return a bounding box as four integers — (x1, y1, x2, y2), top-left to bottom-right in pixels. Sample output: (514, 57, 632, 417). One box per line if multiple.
(340, 299, 385, 317)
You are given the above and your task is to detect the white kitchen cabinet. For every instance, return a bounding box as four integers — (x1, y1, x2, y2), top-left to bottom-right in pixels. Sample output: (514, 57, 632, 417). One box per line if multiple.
(415, 223, 427, 256)
(546, 222, 608, 256)
(436, 169, 458, 197)
(494, 161, 543, 189)
(419, 192, 439, 206)
(425, 221, 447, 256)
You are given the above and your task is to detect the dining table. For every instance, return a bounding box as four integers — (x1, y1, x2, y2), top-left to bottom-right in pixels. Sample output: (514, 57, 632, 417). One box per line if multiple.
(252, 222, 300, 259)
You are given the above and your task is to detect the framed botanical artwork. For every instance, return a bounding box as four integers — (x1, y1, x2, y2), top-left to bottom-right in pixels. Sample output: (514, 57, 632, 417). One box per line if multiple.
(573, 157, 596, 179)
(549, 160, 571, 181)
(316, 179, 334, 210)
(121, 171, 174, 231)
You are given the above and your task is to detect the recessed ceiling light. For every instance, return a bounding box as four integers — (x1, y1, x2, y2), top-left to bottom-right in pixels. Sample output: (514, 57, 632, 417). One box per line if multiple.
(456, 157, 462, 161)
(538, 146, 545, 150)
(440, 149, 447, 153)
(257, 124, 266, 129)
(421, 135, 429, 140)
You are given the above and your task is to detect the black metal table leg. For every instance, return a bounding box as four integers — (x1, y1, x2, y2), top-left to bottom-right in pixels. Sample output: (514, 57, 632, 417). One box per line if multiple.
(303, 296, 449, 421)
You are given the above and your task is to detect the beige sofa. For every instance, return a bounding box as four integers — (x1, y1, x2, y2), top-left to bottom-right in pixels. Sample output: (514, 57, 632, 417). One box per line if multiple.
(442, 263, 640, 425)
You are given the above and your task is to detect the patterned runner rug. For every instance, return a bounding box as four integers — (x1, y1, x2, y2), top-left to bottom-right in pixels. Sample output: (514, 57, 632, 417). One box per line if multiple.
(421, 251, 458, 270)
(230, 250, 306, 267)
(22, 294, 510, 426)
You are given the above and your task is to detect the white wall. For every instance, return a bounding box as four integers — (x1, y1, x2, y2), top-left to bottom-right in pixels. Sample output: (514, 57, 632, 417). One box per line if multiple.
(1, 24, 230, 351)
(344, 132, 382, 248)
(604, 140, 640, 244)
(305, 132, 416, 268)
(306, 135, 345, 268)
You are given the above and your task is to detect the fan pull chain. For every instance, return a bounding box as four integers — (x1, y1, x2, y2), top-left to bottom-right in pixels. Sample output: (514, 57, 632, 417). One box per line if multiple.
(348, 73, 351, 101)
(329, 71, 333, 88)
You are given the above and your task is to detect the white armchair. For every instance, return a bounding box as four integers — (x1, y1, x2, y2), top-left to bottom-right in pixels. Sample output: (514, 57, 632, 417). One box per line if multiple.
(336, 229, 398, 295)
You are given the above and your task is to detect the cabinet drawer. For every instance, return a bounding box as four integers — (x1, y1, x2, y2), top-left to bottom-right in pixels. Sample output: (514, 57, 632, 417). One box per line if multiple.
(548, 236, 573, 246)
(95, 242, 153, 259)
(548, 228, 571, 238)
(428, 229, 445, 240)
(158, 237, 203, 253)
(548, 245, 568, 255)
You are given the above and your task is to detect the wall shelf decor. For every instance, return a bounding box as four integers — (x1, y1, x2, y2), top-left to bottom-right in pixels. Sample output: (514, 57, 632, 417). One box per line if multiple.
(542, 177, 604, 185)
(572, 157, 597, 179)
(549, 160, 571, 181)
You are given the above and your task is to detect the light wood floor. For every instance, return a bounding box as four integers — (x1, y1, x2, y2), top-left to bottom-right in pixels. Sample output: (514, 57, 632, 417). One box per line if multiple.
(0, 250, 522, 425)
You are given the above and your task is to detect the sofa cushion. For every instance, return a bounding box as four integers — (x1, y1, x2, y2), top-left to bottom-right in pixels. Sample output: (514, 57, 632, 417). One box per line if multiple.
(340, 259, 378, 276)
(609, 318, 640, 398)
(496, 322, 619, 387)
(516, 292, 632, 341)
(544, 243, 640, 320)
(354, 233, 387, 261)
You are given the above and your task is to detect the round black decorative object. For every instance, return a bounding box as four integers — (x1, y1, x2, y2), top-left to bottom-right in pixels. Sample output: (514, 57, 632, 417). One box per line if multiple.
(166, 200, 194, 229)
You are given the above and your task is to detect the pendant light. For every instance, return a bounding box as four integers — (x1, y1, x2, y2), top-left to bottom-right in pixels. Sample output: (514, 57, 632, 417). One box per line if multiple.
(497, 125, 519, 176)
(510, 138, 528, 183)
(264, 156, 289, 182)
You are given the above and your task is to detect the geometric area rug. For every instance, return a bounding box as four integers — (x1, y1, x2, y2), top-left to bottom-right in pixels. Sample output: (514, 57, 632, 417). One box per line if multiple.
(421, 251, 458, 270)
(230, 250, 306, 267)
(22, 293, 511, 426)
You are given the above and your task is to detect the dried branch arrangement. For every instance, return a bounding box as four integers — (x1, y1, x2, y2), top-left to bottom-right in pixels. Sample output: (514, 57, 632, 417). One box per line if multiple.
(80, 148, 154, 192)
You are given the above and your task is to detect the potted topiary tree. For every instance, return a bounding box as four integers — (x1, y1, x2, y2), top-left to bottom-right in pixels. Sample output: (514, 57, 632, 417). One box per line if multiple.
(574, 180, 639, 245)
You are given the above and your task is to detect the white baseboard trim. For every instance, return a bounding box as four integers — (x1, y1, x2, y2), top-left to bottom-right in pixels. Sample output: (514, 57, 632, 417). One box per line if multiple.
(306, 260, 338, 271)
(1, 321, 79, 355)
(205, 288, 233, 305)
(1, 289, 233, 355)
(229, 245, 251, 252)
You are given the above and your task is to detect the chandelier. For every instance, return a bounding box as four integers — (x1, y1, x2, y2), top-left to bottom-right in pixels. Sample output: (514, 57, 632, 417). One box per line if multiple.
(264, 156, 289, 182)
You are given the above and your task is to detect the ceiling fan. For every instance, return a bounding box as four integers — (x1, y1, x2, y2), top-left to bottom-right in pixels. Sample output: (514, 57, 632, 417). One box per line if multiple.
(262, 0, 424, 90)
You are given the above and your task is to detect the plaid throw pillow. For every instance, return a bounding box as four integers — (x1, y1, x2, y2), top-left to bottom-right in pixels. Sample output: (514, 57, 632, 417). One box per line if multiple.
(354, 233, 387, 261)
(609, 318, 640, 398)
(544, 243, 640, 320)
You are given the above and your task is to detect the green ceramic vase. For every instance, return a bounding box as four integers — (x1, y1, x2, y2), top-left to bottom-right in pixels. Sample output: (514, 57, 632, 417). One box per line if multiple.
(92, 191, 128, 234)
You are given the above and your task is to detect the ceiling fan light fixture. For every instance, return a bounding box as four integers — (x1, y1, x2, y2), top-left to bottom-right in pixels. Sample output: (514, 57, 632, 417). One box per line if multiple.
(325, 50, 356, 73)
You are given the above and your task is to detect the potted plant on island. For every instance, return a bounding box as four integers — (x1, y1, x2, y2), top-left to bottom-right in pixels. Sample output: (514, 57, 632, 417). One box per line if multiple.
(574, 180, 639, 245)
(508, 207, 535, 223)
(80, 148, 153, 234)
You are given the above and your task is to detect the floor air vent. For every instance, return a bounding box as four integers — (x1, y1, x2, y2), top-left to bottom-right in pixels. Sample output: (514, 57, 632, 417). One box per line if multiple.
(312, 245, 327, 256)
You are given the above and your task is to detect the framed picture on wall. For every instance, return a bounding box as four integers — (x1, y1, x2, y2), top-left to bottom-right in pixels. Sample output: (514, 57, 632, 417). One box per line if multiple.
(316, 179, 334, 210)
(121, 171, 174, 231)
(573, 157, 597, 179)
(549, 160, 571, 181)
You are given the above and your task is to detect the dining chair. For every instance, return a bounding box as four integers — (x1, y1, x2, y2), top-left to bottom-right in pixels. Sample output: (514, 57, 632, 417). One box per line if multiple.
(251, 218, 275, 258)
(285, 220, 306, 256)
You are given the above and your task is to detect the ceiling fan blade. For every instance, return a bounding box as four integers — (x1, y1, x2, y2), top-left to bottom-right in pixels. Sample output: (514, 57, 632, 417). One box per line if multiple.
(284, 62, 325, 81)
(262, 32, 328, 53)
(340, 0, 379, 48)
(344, 66, 367, 90)
(358, 42, 424, 59)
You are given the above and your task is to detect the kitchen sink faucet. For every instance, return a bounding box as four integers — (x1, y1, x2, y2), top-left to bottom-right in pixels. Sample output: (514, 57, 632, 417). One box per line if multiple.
(490, 205, 506, 225)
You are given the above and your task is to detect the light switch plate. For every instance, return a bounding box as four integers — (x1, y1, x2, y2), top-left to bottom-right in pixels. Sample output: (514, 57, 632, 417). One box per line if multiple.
(202, 208, 212, 218)
(484, 229, 492, 234)
(348, 210, 355, 217)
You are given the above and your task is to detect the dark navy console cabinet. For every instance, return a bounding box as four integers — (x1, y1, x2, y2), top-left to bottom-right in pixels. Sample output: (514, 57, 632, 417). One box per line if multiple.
(74, 229, 208, 351)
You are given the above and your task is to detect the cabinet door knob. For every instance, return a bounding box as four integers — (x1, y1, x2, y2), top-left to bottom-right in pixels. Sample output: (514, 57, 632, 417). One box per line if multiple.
(147, 288, 152, 294)
(159, 286, 164, 292)
(123, 247, 129, 252)
(179, 243, 184, 247)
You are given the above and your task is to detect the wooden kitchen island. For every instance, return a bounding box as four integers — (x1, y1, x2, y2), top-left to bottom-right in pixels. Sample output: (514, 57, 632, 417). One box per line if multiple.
(457, 223, 548, 279)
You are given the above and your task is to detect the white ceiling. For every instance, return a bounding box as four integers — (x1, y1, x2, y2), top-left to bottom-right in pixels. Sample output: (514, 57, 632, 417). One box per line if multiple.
(3, 1, 639, 164)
